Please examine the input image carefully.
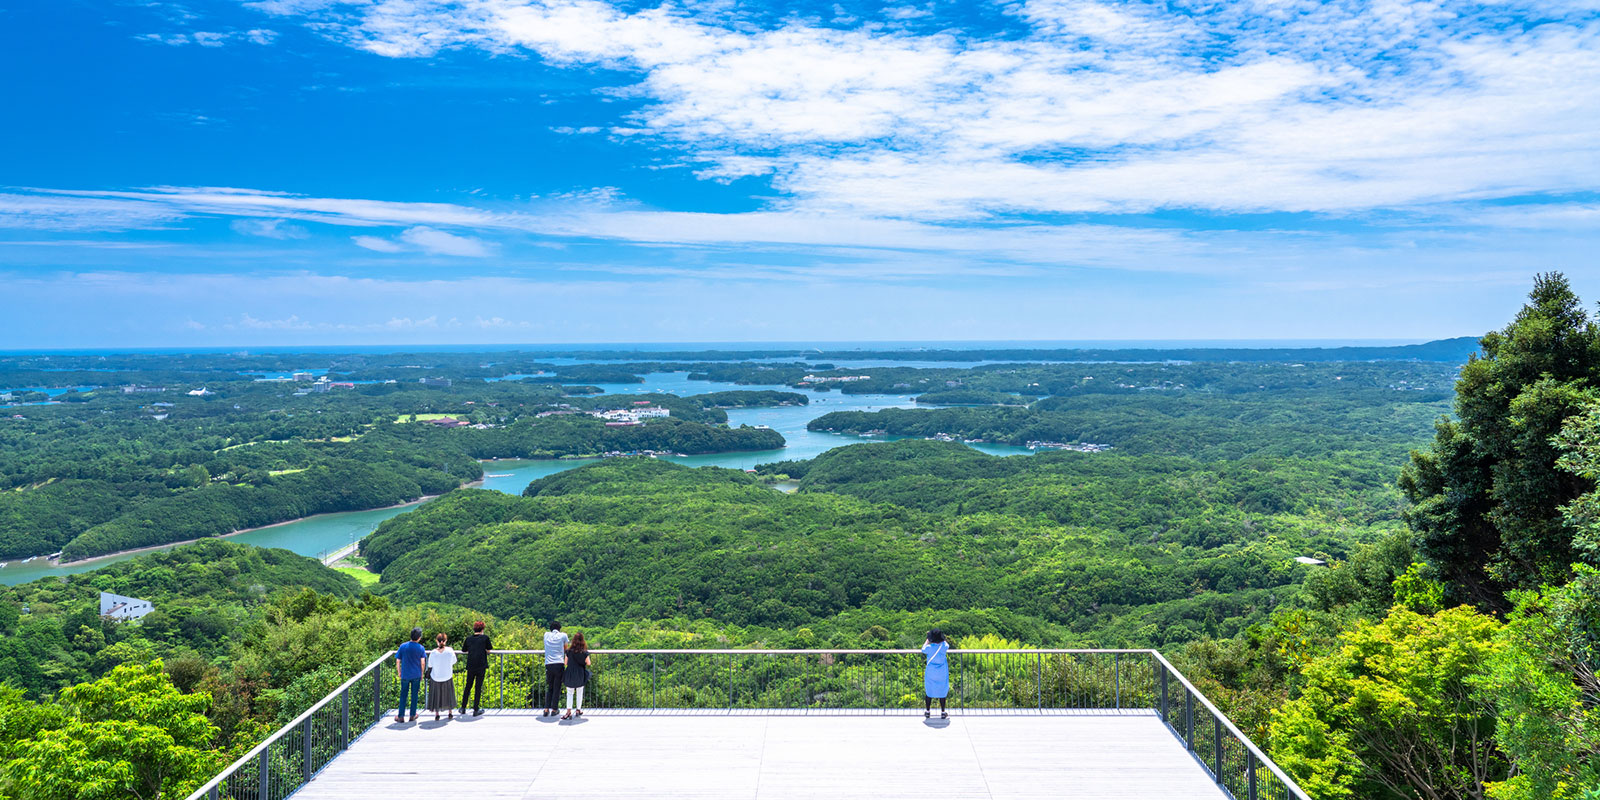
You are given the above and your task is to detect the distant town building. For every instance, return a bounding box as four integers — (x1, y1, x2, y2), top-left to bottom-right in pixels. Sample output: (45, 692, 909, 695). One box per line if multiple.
(428, 417, 468, 428)
(420, 377, 452, 388)
(311, 382, 331, 393)
(99, 591, 155, 621)
(330, 382, 355, 389)
(801, 375, 870, 383)
(292, 372, 315, 381)
(122, 385, 166, 394)
(187, 387, 214, 396)
(591, 407, 670, 424)
(1294, 557, 1328, 567)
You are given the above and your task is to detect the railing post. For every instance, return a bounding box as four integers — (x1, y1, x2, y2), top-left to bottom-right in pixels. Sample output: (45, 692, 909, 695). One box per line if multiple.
(373, 662, 383, 723)
(340, 689, 349, 750)
(302, 717, 313, 782)
(1114, 653, 1121, 710)
(651, 653, 657, 710)
(257, 747, 270, 800)
(1035, 653, 1042, 710)
(1159, 663, 1169, 720)
(1185, 689, 1195, 750)
(209, 788, 218, 800)
(1214, 715, 1224, 783)
(727, 653, 734, 713)
(1247, 751, 1258, 800)
(498, 654, 504, 710)
(959, 653, 964, 710)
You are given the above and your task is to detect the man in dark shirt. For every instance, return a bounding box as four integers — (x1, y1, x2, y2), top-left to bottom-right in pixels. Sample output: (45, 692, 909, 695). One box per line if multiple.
(459, 621, 493, 715)
(395, 627, 426, 723)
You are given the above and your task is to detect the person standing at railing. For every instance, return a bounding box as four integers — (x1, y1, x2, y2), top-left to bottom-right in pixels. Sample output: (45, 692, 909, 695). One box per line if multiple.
(426, 632, 458, 721)
(396, 627, 426, 723)
(541, 621, 569, 717)
(562, 631, 591, 720)
(459, 621, 492, 717)
(922, 629, 949, 720)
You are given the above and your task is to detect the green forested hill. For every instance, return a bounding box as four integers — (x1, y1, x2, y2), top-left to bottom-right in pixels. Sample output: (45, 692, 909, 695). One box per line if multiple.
(0, 540, 359, 697)
(364, 449, 1396, 641)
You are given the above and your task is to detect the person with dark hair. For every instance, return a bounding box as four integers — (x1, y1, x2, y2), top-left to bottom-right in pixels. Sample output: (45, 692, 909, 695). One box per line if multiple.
(562, 631, 591, 720)
(395, 627, 426, 723)
(459, 621, 492, 716)
(426, 632, 458, 721)
(922, 629, 949, 719)
(542, 622, 569, 717)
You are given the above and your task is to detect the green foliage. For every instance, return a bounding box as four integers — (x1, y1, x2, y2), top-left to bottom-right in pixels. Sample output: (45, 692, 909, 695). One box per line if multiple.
(1, 661, 221, 800)
(1402, 273, 1600, 606)
(1270, 605, 1506, 800)
(0, 540, 359, 698)
(1482, 567, 1600, 800)
(366, 445, 1395, 644)
(914, 389, 1036, 406)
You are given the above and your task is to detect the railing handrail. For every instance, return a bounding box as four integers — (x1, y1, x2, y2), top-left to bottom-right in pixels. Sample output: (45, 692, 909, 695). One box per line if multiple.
(468, 648, 1153, 655)
(1149, 650, 1311, 800)
(186, 649, 395, 800)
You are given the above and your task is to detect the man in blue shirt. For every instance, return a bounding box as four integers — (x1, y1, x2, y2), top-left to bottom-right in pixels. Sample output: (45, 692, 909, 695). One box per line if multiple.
(395, 627, 427, 723)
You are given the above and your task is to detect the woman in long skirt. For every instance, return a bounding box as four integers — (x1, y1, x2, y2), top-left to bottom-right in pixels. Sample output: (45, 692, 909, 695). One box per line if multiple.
(922, 629, 949, 719)
(426, 632, 458, 721)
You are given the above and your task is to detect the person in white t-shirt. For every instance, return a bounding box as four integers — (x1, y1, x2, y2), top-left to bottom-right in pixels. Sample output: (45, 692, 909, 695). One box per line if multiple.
(425, 632, 458, 721)
(542, 622, 570, 717)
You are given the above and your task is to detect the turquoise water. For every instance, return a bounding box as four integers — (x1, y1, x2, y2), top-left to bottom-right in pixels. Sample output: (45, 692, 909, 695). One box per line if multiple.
(0, 373, 1034, 585)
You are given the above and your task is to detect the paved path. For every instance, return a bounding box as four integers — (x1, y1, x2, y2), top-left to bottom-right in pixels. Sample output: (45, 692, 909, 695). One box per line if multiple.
(293, 711, 1230, 799)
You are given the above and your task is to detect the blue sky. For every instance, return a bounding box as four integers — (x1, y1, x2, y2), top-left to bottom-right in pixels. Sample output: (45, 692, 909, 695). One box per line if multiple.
(2, 0, 1598, 348)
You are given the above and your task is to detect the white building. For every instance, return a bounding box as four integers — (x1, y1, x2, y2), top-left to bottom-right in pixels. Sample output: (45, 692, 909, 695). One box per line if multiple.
(99, 591, 155, 621)
(187, 388, 214, 397)
(592, 407, 671, 423)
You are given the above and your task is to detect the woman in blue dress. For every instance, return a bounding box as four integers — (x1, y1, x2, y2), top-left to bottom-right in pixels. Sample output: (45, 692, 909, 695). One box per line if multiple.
(922, 629, 949, 719)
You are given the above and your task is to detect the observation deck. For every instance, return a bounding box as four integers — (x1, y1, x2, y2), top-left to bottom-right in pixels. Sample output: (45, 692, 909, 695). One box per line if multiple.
(187, 649, 1309, 800)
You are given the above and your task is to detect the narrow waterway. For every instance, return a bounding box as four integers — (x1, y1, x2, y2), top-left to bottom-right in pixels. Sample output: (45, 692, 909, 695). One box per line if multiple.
(0, 373, 1035, 585)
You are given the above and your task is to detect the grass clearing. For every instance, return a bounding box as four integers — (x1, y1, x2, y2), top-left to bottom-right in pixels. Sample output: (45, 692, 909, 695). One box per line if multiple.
(336, 566, 380, 586)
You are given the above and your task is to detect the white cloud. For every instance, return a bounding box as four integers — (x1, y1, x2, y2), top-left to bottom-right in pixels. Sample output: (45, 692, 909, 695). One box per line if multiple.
(352, 234, 406, 252)
(228, 0, 1600, 219)
(232, 218, 309, 239)
(398, 225, 492, 256)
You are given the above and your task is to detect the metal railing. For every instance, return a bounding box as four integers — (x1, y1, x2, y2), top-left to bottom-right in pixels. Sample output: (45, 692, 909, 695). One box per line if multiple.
(185, 648, 1309, 800)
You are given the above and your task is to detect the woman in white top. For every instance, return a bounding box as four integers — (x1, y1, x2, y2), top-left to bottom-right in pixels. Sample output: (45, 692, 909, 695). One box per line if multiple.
(425, 632, 458, 720)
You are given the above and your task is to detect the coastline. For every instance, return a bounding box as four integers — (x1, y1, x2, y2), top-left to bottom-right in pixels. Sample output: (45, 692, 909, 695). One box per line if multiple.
(50, 480, 481, 568)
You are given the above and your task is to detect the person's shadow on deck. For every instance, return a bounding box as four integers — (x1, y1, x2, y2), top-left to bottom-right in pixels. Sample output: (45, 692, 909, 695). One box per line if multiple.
(922, 718, 951, 729)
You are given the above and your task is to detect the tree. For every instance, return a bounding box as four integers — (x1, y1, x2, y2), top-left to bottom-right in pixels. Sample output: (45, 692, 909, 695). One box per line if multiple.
(1401, 273, 1600, 607)
(2, 660, 222, 800)
(1269, 605, 1506, 800)
(1482, 567, 1600, 800)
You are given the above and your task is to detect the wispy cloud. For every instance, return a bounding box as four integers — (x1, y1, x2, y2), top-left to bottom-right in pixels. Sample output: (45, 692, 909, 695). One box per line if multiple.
(398, 225, 492, 257)
(232, 218, 309, 239)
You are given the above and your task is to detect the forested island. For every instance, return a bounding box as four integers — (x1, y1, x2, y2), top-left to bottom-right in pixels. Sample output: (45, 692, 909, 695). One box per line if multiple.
(0, 278, 1597, 800)
(0, 379, 792, 562)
